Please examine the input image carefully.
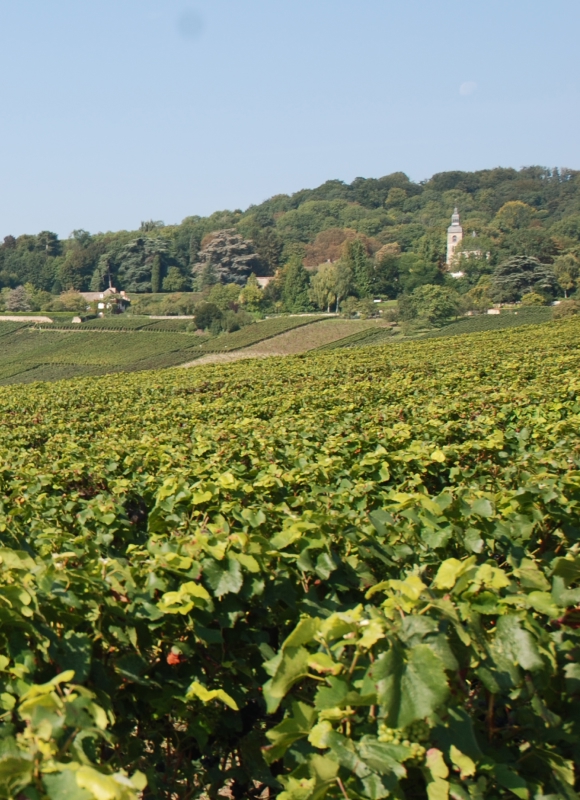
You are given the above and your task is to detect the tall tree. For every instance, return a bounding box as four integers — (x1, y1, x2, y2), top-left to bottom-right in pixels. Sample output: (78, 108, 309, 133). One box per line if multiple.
(151, 255, 161, 293)
(343, 239, 374, 297)
(281, 256, 312, 312)
(492, 255, 558, 302)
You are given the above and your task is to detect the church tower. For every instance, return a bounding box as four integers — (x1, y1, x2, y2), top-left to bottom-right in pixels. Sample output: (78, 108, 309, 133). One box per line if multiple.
(446, 207, 463, 266)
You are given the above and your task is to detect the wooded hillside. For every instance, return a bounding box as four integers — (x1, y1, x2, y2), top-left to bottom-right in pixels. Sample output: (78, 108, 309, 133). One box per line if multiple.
(2, 166, 579, 298)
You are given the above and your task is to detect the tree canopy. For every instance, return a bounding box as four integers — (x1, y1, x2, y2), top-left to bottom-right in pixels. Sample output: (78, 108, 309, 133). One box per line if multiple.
(0, 166, 578, 306)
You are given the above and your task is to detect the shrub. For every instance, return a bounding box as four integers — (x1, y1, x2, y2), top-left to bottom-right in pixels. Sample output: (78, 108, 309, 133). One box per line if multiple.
(521, 291, 547, 306)
(193, 301, 223, 330)
(553, 298, 580, 318)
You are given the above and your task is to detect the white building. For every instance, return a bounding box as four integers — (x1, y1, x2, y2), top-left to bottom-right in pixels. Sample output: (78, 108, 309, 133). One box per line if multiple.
(446, 207, 463, 266)
(446, 209, 487, 276)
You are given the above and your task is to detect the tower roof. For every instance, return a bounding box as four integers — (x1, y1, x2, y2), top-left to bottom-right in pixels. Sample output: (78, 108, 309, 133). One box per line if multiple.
(448, 207, 462, 233)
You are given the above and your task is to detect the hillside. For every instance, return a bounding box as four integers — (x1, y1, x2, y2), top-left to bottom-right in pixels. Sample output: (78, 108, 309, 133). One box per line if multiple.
(0, 318, 579, 797)
(1, 166, 579, 301)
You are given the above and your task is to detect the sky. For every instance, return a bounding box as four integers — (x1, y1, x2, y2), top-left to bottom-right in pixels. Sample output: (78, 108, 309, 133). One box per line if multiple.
(0, 0, 578, 239)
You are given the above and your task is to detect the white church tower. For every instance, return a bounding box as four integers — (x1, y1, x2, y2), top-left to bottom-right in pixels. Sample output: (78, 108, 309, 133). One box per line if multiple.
(446, 208, 463, 266)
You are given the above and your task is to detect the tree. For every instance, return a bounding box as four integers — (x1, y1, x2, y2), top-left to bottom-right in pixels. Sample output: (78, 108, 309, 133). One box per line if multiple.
(51, 290, 87, 312)
(309, 264, 338, 312)
(151, 255, 161, 293)
(494, 201, 535, 231)
(192, 230, 263, 287)
(461, 276, 493, 312)
(194, 302, 223, 330)
(5, 285, 30, 311)
(491, 255, 558, 302)
(343, 239, 374, 297)
(553, 252, 580, 297)
(139, 220, 164, 232)
(251, 227, 283, 273)
(238, 274, 264, 313)
(281, 256, 312, 312)
(162, 266, 188, 292)
(375, 244, 402, 298)
(521, 291, 547, 305)
(207, 282, 241, 312)
(117, 237, 169, 293)
(401, 285, 460, 325)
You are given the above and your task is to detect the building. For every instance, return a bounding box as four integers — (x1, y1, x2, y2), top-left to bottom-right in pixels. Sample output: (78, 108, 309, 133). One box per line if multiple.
(446, 208, 463, 266)
(446, 209, 487, 276)
(79, 287, 130, 313)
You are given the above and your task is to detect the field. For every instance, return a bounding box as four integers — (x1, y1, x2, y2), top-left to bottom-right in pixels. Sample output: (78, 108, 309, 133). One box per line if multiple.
(198, 315, 328, 352)
(0, 317, 579, 798)
(426, 305, 554, 338)
(0, 326, 208, 384)
(189, 319, 388, 365)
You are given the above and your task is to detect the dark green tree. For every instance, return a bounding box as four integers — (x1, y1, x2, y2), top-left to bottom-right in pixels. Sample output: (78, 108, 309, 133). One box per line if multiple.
(281, 256, 312, 312)
(343, 239, 374, 297)
(194, 302, 223, 330)
(491, 255, 558, 302)
(151, 255, 162, 293)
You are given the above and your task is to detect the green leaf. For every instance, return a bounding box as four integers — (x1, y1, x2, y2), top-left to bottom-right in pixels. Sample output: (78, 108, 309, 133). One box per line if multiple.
(283, 617, 321, 649)
(264, 702, 316, 763)
(433, 558, 467, 590)
(44, 771, 92, 800)
(471, 498, 493, 518)
(492, 764, 529, 799)
(49, 632, 93, 683)
(203, 555, 243, 597)
(424, 749, 450, 800)
(449, 745, 476, 779)
(157, 581, 211, 614)
(494, 615, 543, 672)
(186, 681, 239, 710)
(373, 644, 449, 729)
(270, 522, 316, 551)
(263, 647, 310, 713)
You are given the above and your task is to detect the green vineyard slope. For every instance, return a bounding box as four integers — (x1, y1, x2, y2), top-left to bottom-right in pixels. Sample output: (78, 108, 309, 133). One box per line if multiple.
(0, 319, 578, 797)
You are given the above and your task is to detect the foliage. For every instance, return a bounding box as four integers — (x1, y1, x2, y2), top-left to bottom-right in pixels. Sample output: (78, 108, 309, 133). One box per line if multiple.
(339, 297, 379, 319)
(553, 299, 580, 319)
(281, 256, 313, 312)
(2, 167, 580, 303)
(492, 256, 558, 303)
(399, 285, 461, 325)
(520, 292, 547, 306)
(193, 301, 223, 331)
(553, 253, 580, 298)
(239, 274, 264, 313)
(4, 285, 30, 311)
(343, 239, 374, 298)
(0, 319, 578, 798)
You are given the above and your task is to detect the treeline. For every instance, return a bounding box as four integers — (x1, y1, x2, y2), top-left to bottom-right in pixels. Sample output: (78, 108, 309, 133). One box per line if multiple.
(1, 166, 580, 302)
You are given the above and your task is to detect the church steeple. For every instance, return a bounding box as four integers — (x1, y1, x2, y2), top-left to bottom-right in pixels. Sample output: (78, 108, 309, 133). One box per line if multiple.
(446, 207, 463, 266)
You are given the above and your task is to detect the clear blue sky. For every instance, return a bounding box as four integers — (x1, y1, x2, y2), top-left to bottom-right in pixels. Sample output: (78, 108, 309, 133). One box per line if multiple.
(0, 0, 578, 239)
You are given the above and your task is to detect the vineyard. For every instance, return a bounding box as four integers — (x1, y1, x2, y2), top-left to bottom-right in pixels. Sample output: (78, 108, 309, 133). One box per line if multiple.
(0, 327, 207, 385)
(426, 307, 554, 339)
(0, 317, 578, 798)
(198, 316, 328, 352)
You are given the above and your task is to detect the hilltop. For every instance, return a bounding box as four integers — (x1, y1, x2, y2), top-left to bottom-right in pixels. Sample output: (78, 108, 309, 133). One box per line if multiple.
(1, 166, 579, 300)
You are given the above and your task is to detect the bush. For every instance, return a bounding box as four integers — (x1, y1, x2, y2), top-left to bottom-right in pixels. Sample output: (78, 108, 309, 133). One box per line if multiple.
(521, 291, 547, 306)
(193, 302, 223, 330)
(399, 285, 460, 325)
(553, 298, 580, 318)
